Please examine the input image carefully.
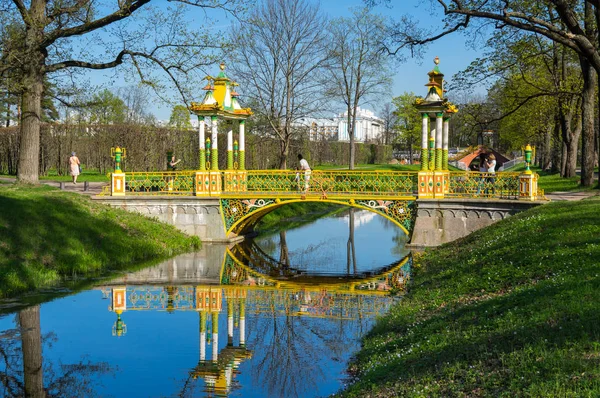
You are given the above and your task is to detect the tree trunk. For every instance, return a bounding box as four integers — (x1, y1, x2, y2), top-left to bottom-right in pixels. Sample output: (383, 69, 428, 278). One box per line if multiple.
(17, 0, 46, 184)
(348, 111, 355, 170)
(17, 73, 44, 183)
(542, 124, 552, 171)
(579, 55, 596, 187)
(279, 135, 288, 169)
(558, 96, 580, 178)
(19, 305, 45, 398)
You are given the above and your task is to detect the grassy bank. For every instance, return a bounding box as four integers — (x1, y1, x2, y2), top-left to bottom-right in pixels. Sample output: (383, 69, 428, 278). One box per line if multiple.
(0, 184, 200, 298)
(340, 197, 600, 397)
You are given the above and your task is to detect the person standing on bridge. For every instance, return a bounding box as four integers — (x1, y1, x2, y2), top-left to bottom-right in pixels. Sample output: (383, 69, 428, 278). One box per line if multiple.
(297, 154, 311, 192)
(168, 155, 181, 171)
(485, 154, 497, 195)
(476, 154, 487, 195)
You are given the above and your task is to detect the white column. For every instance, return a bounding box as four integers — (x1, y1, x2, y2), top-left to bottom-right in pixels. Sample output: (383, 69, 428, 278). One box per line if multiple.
(199, 117, 205, 148)
(200, 330, 206, 361)
(421, 113, 428, 171)
(211, 119, 218, 150)
(228, 314, 234, 345)
(212, 333, 219, 362)
(240, 317, 246, 347)
(239, 121, 245, 151)
(421, 114, 428, 149)
(443, 117, 450, 170)
(436, 115, 443, 150)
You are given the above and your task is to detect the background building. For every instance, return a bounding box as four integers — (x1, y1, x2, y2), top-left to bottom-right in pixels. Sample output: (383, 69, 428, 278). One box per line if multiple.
(305, 107, 383, 143)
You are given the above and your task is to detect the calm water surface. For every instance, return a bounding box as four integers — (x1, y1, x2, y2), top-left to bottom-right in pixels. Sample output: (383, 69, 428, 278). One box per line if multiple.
(0, 209, 411, 397)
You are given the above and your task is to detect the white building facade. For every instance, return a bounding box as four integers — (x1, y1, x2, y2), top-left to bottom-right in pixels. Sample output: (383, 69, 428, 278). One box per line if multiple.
(307, 107, 384, 143)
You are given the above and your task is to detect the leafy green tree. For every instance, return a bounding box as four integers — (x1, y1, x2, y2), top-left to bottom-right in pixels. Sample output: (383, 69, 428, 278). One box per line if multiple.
(89, 89, 126, 125)
(169, 105, 191, 129)
(392, 92, 421, 164)
(367, 0, 599, 186)
(0, 0, 246, 183)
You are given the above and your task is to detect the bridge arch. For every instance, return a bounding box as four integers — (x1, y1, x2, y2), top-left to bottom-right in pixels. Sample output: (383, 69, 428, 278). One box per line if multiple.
(222, 244, 412, 294)
(220, 196, 416, 239)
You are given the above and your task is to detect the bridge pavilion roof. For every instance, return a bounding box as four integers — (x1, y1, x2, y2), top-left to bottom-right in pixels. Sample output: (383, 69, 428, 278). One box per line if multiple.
(190, 63, 253, 120)
(414, 56, 458, 115)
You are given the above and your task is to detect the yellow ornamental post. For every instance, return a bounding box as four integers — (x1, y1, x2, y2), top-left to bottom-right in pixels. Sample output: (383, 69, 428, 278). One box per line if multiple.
(110, 146, 126, 196)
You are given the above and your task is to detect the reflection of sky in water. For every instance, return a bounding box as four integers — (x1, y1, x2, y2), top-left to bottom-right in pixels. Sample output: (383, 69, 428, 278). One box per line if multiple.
(256, 209, 409, 273)
(0, 211, 410, 398)
(0, 286, 394, 398)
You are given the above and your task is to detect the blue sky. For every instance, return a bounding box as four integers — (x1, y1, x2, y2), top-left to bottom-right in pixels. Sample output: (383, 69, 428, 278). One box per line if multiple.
(82, 0, 485, 120)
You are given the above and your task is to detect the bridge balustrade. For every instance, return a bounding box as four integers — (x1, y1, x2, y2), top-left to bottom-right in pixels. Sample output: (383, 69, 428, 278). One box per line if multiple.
(242, 170, 417, 197)
(447, 171, 521, 199)
(106, 169, 541, 201)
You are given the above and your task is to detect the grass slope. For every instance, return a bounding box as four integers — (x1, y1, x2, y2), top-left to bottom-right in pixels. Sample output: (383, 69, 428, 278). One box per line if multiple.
(340, 197, 600, 397)
(0, 184, 200, 298)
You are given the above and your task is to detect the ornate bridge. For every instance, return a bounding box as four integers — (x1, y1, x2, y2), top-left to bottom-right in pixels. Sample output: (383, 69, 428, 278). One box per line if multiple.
(100, 61, 543, 243)
(105, 168, 538, 240)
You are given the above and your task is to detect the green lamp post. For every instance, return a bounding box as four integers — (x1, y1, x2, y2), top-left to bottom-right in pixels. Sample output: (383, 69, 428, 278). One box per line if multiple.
(524, 144, 533, 175)
(110, 146, 126, 172)
(112, 311, 127, 337)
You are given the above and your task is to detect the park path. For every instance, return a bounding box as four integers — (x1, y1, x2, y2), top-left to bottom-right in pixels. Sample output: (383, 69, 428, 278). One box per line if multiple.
(0, 177, 108, 196)
(544, 191, 599, 201)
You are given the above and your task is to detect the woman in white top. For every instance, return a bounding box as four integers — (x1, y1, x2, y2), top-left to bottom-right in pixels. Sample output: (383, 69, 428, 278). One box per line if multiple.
(485, 154, 497, 195)
(297, 154, 311, 192)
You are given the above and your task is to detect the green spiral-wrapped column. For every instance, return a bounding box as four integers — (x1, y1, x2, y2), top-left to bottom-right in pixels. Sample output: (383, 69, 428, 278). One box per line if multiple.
(443, 116, 450, 170)
(227, 126, 233, 170)
(239, 120, 246, 170)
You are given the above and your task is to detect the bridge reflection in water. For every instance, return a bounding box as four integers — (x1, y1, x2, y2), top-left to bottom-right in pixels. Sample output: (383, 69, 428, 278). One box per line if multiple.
(97, 244, 411, 397)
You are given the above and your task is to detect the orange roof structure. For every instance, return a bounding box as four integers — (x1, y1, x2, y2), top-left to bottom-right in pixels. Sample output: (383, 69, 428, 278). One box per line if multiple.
(457, 146, 510, 170)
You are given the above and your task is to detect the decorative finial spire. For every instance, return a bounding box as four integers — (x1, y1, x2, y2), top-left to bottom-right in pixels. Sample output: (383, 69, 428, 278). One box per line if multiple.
(220, 62, 226, 71)
(434, 56, 440, 65)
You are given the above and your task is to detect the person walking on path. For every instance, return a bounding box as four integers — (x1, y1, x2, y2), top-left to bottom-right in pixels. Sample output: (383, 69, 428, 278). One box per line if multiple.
(296, 154, 311, 192)
(69, 152, 81, 184)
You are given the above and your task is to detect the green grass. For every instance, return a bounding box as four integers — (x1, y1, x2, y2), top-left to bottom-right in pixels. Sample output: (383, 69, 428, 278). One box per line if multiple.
(505, 165, 598, 193)
(339, 197, 600, 397)
(0, 184, 200, 298)
(40, 168, 111, 182)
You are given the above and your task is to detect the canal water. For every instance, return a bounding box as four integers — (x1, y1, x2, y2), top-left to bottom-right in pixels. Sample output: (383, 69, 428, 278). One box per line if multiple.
(0, 208, 411, 397)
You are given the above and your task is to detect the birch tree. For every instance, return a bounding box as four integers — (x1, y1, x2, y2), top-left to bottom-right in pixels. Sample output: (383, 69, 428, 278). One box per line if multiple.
(229, 0, 329, 169)
(326, 8, 391, 169)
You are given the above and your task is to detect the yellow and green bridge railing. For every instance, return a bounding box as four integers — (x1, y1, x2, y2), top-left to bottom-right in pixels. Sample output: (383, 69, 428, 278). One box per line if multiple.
(106, 169, 543, 239)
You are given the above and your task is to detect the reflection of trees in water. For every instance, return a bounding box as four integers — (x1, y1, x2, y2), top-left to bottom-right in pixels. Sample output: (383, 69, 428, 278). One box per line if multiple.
(379, 216, 411, 258)
(257, 208, 410, 272)
(0, 305, 113, 397)
(246, 293, 372, 398)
